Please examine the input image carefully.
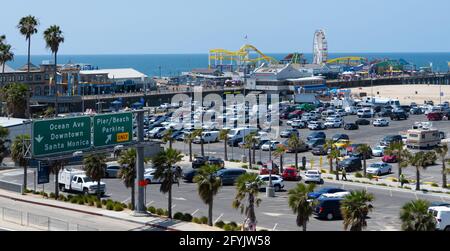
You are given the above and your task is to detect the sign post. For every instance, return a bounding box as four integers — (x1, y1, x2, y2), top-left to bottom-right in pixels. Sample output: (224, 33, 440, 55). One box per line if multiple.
(32, 117, 91, 157)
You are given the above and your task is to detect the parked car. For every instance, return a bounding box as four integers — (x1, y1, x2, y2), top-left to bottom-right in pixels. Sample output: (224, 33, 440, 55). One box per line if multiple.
(307, 138, 326, 149)
(216, 168, 246, 185)
(390, 111, 409, 120)
(291, 120, 307, 129)
(324, 118, 343, 128)
(428, 206, 450, 231)
(382, 154, 398, 163)
(427, 112, 443, 121)
(58, 169, 106, 195)
(332, 134, 349, 142)
(304, 170, 323, 184)
(367, 162, 392, 176)
(192, 156, 225, 169)
(182, 169, 198, 183)
(105, 163, 121, 178)
(344, 123, 359, 130)
(283, 140, 309, 153)
(357, 109, 373, 118)
(308, 121, 326, 130)
(372, 145, 387, 157)
(281, 167, 301, 181)
(307, 132, 326, 141)
(373, 118, 390, 127)
(308, 187, 347, 200)
(355, 118, 370, 126)
(314, 197, 344, 220)
(337, 157, 362, 172)
(312, 145, 327, 156)
(193, 131, 220, 144)
(258, 175, 284, 192)
(261, 141, 281, 151)
(380, 135, 403, 146)
(280, 128, 299, 138)
(410, 107, 424, 115)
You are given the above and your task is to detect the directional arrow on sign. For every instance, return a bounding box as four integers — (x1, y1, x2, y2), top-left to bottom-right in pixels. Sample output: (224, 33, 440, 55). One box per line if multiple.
(105, 134, 112, 144)
(35, 135, 44, 143)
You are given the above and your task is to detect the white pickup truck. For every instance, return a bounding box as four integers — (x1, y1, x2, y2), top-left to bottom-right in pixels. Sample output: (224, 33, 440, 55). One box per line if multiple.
(58, 169, 106, 195)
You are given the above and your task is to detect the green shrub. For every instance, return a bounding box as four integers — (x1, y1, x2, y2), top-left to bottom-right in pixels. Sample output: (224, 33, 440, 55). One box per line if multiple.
(421, 189, 429, 192)
(404, 186, 411, 190)
(431, 183, 439, 187)
(58, 194, 66, 201)
(24, 189, 32, 193)
(379, 183, 387, 186)
(200, 216, 208, 224)
(78, 199, 85, 205)
(241, 164, 248, 169)
(156, 208, 165, 216)
(174, 212, 184, 220)
(215, 220, 225, 228)
(102, 199, 107, 205)
(228, 221, 238, 228)
(223, 224, 233, 231)
(148, 206, 156, 214)
(234, 225, 242, 231)
(70, 197, 78, 204)
(106, 201, 114, 210)
(127, 203, 133, 209)
(113, 204, 124, 211)
(96, 201, 102, 208)
(88, 200, 94, 206)
(163, 210, 169, 216)
(182, 213, 193, 222)
(320, 169, 327, 174)
(366, 173, 374, 180)
(32, 190, 39, 195)
(354, 172, 363, 178)
(192, 217, 201, 224)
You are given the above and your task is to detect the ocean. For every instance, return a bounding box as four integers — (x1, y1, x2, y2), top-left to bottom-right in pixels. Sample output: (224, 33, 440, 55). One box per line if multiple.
(7, 52, 450, 77)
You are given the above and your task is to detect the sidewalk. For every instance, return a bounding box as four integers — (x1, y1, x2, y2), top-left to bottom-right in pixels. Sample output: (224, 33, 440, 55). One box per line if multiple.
(0, 189, 221, 231)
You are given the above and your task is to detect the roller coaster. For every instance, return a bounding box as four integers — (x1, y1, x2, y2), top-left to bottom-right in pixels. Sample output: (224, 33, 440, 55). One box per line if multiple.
(326, 56, 368, 66)
(208, 44, 279, 71)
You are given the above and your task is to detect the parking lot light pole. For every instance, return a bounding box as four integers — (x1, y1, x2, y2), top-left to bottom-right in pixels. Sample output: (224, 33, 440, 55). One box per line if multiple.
(134, 110, 147, 215)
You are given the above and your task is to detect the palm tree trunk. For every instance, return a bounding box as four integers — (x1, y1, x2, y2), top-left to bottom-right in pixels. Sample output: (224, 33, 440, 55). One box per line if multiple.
(208, 194, 213, 226)
(363, 157, 367, 177)
(169, 140, 173, 149)
(252, 147, 256, 164)
(280, 155, 283, 174)
(224, 140, 228, 161)
(97, 180, 101, 199)
(54, 52, 58, 116)
(416, 168, 420, 191)
(201, 138, 205, 157)
(329, 158, 333, 173)
(248, 147, 252, 169)
(168, 184, 172, 218)
(27, 38, 31, 73)
(295, 150, 298, 170)
(23, 163, 28, 194)
(247, 194, 256, 231)
(131, 180, 135, 210)
(54, 170, 59, 198)
(189, 142, 192, 162)
(398, 161, 402, 179)
(302, 223, 307, 231)
(443, 162, 447, 188)
(335, 159, 339, 180)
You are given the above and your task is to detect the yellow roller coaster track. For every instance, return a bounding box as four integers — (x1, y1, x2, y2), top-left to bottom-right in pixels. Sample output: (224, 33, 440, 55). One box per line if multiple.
(209, 44, 279, 68)
(326, 56, 368, 66)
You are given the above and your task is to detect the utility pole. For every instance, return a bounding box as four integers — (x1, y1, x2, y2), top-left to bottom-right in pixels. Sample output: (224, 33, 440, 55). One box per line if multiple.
(134, 110, 147, 215)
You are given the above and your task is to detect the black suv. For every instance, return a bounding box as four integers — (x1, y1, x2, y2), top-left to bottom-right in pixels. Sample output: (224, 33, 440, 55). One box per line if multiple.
(337, 157, 362, 172)
(192, 156, 225, 169)
(380, 135, 403, 146)
(390, 111, 408, 120)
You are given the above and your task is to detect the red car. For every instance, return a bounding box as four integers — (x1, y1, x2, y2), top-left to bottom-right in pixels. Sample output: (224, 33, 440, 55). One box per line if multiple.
(281, 167, 301, 181)
(382, 154, 398, 163)
(427, 112, 443, 121)
(259, 162, 280, 175)
(288, 110, 304, 119)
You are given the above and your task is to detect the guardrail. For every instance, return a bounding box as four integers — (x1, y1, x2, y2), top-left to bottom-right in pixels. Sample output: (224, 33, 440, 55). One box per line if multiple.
(0, 180, 22, 194)
(1, 207, 98, 231)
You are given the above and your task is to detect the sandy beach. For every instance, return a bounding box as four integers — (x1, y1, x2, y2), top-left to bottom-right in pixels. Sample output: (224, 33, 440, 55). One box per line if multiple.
(349, 84, 450, 105)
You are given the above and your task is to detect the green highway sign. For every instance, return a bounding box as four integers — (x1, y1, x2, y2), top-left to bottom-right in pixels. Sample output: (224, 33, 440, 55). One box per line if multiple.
(32, 116, 92, 157)
(93, 112, 133, 147)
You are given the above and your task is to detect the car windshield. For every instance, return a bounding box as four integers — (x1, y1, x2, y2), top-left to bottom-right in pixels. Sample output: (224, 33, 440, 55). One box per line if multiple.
(317, 188, 333, 193)
(83, 177, 92, 183)
(370, 164, 382, 168)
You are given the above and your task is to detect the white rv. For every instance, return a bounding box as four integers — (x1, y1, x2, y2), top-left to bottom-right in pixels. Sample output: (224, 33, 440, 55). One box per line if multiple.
(406, 122, 441, 149)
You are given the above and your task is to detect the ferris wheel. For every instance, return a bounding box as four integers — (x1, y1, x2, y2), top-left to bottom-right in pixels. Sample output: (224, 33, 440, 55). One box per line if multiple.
(313, 29, 328, 65)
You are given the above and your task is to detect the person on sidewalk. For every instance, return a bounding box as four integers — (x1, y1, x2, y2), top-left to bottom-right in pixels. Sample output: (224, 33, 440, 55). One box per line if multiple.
(400, 174, 405, 187)
(342, 168, 348, 181)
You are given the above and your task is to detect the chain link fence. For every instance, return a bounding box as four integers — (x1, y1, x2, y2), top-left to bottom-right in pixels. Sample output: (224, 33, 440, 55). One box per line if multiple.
(1, 207, 98, 231)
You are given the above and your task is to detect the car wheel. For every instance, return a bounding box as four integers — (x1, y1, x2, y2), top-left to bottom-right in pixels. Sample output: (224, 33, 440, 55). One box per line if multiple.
(377, 171, 381, 176)
(388, 169, 392, 174)
(60, 185, 65, 192)
(444, 226, 450, 231)
(274, 185, 281, 192)
(326, 213, 334, 220)
(83, 188, 89, 195)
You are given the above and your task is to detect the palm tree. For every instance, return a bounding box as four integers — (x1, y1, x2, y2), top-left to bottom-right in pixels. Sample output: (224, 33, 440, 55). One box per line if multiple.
(184, 132, 195, 162)
(0, 35, 5, 45)
(232, 173, 264, 231)
(83, 154, 107, 199)
(324, 139, 336, 173)
(400, 200, 436, 231)
(287, 134, 302, 170)
(193, 164, 222, 226)
(43, 25, 64, 115)
(0, 126, 9, 165)
(340, 190, 374, 231)
(384, 141, 410, 179)
(162, 128, 174, 149)
(219, 129, 229, 161)
(244, 133, 257, 169)
(288, 183, 316, 231)
(11, 134, 28, 194)
(193, 129, 204, 157)
(1, 83, 28, 118)
(17, 16, 39, 74)
(0, 43, 14, 87)
(328, 148, 341, 180)
(356, 144, 372, 177)
(434, 144, 448, 188)
(118, 148, 137, 210)
(273, 145, 286, 174)
(408, 151, 434, 191)
(152, 148, 183, 219)
(48, 159, 66, 199)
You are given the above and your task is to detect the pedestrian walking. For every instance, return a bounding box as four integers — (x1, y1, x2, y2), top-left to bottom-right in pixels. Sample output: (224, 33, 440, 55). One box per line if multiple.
(400, 174, 405, 187)
(342, 169, 347, 181)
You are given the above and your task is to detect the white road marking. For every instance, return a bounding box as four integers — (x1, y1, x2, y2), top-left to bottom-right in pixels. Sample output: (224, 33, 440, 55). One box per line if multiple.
(121, 197, 131, 203)
(272, 223, 278, 231)
(173, 197, 187, 201)
(389, 189, 393, 197)
(214, 213, 224, 223)
(263, 212, 284, 217)
(146, 201, 154, 207)
(415, 193, 418, 200)
(192, 209, 199, 215)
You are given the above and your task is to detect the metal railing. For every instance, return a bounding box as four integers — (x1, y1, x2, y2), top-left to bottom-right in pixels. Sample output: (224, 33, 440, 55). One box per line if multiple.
(1, 207, 98, 231)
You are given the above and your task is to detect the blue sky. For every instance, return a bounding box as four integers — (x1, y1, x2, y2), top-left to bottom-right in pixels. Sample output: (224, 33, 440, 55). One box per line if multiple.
(2, 0, 450, 55)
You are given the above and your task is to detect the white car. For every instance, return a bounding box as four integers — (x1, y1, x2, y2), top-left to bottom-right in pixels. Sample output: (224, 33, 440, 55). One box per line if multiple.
(258, 175, 285, 192)
(373, 118, 390, 127)
(304, 170, 323, 184)
(308, 121, 326, 130)
(319, 191, 351, 199)
(261, 141, 281, 151)
(372, 145, 387, 157)
(291, 120, 307, 129)
(428, 206, 450, 231)
(366, 162, 392, 176)
(324, 118, 343, 128)
(357, 109, 373, 118)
